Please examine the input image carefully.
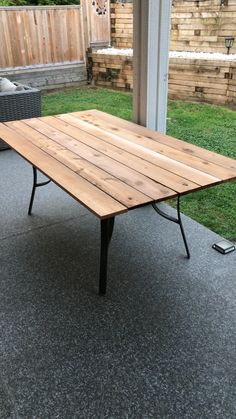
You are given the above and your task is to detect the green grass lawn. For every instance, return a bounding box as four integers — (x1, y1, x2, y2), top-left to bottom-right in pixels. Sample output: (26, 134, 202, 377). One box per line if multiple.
(42, 86, 236, 242)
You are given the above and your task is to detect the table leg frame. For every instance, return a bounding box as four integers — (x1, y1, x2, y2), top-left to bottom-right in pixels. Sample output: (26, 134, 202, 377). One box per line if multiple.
(152, 196, 190, 259)
(28, 169, 189, 292)
(28, 166, 51, 215)
(99, 217, 115, 295)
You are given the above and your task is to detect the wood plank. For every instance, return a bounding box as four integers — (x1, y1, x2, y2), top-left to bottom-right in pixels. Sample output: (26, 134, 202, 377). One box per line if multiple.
(47, 9, 58, 63)
(57, 113, 220, 187)
(169, 78, 228, 90)
(28, 10, 38, 65)
(169, 74, 228, 84)
(0, 10, 14, 67)
(73, 111, 236, 181)
(82, 110, 236, 177)
(6, 120, 155, 209)
(0, 123, 127, 219)
(19, 117, 183, 201)
(29, 116, 201, 194)
(16, 11, 27, 66)
(7, 120, 175, 202)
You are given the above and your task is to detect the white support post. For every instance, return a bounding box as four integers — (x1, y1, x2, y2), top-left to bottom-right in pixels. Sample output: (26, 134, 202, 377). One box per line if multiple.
(146, 0, 172, 134)
(133, 0, 149, 126)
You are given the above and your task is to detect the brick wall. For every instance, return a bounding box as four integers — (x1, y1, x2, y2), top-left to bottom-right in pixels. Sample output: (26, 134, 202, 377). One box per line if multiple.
(110, 0, 133, 48)
(109, 0, 236, 54)
(90, 52, 133, 89)
(90, 50, 236, 107)
(171, 0, 236, 54)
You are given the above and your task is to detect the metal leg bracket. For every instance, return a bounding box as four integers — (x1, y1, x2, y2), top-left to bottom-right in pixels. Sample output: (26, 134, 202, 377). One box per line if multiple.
(152, 196, 190, 259)
(28, 166, 51, 215)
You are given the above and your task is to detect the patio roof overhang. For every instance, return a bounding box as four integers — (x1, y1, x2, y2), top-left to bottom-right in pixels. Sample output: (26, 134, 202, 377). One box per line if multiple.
(133, 0, 172, 133)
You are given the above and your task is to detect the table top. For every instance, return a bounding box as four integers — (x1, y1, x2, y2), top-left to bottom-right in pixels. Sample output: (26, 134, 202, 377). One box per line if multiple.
(1, 109, 236, 219)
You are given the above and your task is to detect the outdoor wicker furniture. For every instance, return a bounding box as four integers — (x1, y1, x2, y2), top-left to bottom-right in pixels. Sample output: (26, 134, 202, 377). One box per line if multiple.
(0, 82, 41, 150)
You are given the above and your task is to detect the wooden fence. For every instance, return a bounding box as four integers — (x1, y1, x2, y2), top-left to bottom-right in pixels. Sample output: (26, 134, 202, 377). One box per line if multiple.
(0, 2, 110, 69)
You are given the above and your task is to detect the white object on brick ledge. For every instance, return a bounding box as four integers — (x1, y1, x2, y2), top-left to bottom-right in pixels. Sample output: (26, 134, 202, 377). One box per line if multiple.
(96, 48, 133, 56)
(95, 48, 236, 61)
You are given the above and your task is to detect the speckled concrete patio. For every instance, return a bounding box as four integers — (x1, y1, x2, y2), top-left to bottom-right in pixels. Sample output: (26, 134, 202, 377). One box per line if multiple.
(1, 150, 236, 419)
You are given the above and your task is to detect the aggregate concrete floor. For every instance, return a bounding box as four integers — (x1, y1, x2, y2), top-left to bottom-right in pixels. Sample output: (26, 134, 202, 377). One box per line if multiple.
(0, 150, 236, 419)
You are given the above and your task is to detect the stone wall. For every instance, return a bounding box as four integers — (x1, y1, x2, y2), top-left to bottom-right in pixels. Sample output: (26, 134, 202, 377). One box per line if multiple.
(90, 51, 236, 107)
(168, 57, 236, 106)
(0, 63, 87, 91)
(110, 0, 236, 54)
(91, 52, 133, 89)
(110, 0, 133, 48)
(171, 0, 236, 54)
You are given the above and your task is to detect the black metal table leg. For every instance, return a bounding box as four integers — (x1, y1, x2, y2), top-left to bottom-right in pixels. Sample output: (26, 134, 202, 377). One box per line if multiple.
(28, 166, 37, 215)
(28, 166, 51, 215)
(176, 196, 190, 259)
(152, 196, 190, 259)
(99, 217, 115, 295)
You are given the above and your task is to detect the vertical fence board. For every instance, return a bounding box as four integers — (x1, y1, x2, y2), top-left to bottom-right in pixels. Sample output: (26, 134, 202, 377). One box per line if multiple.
(1, 11, 13, 67)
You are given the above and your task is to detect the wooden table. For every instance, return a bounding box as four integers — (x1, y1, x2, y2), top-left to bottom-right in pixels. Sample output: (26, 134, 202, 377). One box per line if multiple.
(1, 110, 236, 294)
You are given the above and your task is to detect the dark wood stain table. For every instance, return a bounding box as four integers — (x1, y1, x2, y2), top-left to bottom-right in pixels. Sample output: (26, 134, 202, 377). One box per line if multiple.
(1, 110, 235, 293)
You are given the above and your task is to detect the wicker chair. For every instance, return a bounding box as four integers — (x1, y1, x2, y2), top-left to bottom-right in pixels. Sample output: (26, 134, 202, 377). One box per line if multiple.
(0, 82, 41, 150)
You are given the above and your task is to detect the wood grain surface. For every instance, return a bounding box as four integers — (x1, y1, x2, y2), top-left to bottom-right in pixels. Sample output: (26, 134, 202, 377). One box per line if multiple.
(1, 109, 235, 219)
